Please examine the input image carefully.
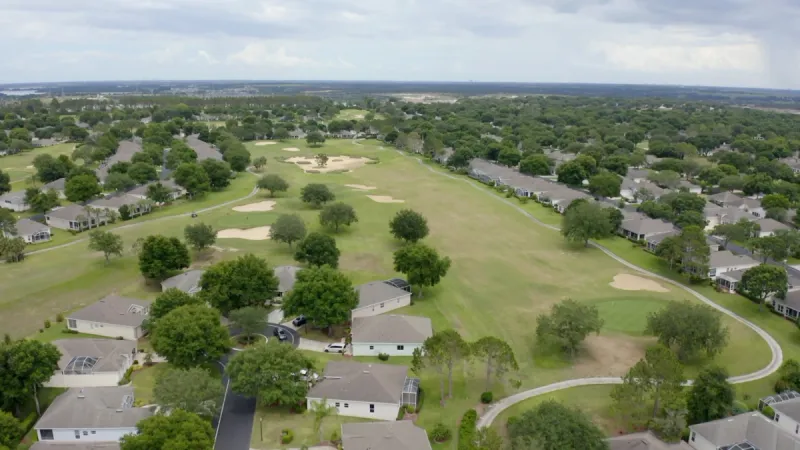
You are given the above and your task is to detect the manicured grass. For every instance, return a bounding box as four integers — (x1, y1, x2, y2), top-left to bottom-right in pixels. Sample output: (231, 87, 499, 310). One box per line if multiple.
(251, 406, 370, 449)
(593, 297, 669, 336)
(0, 143, 77, 174)
(333, 109, 383, 121)
(29, 323, 107, 342)
(131, 362, 221, 406)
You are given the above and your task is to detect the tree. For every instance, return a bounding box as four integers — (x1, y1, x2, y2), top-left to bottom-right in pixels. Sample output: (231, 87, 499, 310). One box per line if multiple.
(257, 174, 289, 197)
(138, 235, 191, 280)
(389, 209, 429, 243)
(120, 409, 214, 450)
(309, 399, 338, 443)
(104, 172, 137, 193)
(229, 306, 268, 342)
(282, 266, 358, 335)
(413, 330, 470, 403)
(0, 209, 16, 235)
(150, 305, 230, 368)
(655, 236, 683, 270)
(737, 264, 788, 310)
(223, 147, 251, 172)
(128, 162, 158, 184)
(65, 173, 101, 202)
(166, 143, 197, 170)
(270, 214, 307, 248)
(33, 154, 72, 182)
(519, 154, 552, 176)
(393, 242, 451, 297)
(146, 182, 173, 204)
(712, 222, 748, 246)
(0, 236, 26, 263)
(687, 366, 734, 425)
(646, 301, 729, 361)
(201, 159, 232, 190)
(0, 339, 61, 415)
(588, 172, 621, 198)
(743, 173, 774, 197)
(472, 336, 519, 391)
(507, 400, 608, 450)
(174, 162, 211, 197)
(648, 170, 681, 189)
(0, 170, 9, 195)
(149, 288, 203, 323)
(556, 160, 587, 186)
(306, 130, 326, 146)
(301, 183, 335, 208)
(677, 226, 710, 279)
(25, 188, 59, 214)
(475, 426, 506, 450)
(0, 411, 23, 449)
(226, 340, 315, 407)
(536, 299, 603, 359)
(561, 202, 614, 247)
(748, 235, 789, 263)
(199, 254, 279, 314)
(498, 148, 521, 167)
(761, 193, 790, 211)
(319, 202, 358, 232)
(295, 232, 340, 268)
(88, 230, 124, 264)
(153, 367, 224, 418)
(315, 153, 329, 168)
(252, 156, 267, 171)
(184, 222, 216, 251)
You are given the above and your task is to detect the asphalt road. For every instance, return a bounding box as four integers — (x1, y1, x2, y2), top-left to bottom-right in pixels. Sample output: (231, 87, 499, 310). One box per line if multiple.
(214, 323, 299, 450)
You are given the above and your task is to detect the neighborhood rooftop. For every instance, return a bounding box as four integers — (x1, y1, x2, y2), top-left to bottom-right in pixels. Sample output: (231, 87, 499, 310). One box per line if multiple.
(355, 281, 410, 309)
(68, 295, 152, 328)
(160, 270, 205, 293)
(275, 265, 302, 293)
(186, 134, 223, 160)
(89, 194, 144, 209)
(53, 339, 136, 374)
(307, 361, 408, 404)
(34, 386, 152, 430)
(690, 412, 800, 449)
(709, 250, 759, 268)
(42, 178, 66, 190)
(47, 204, 97, 221)
(341, 421, 433, 450)
(607, 431, 691, 450)
(352, 315, 433, 344)
(772, 397, 800, 423)
(12, 218, 49, 237)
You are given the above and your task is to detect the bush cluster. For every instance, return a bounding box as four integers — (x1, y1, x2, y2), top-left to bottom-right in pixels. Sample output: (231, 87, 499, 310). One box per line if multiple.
(281, 428, 294, 444)
(480, 391, 493, 404)
(378, 352, 390, 361)
(458, 409, 478, 450)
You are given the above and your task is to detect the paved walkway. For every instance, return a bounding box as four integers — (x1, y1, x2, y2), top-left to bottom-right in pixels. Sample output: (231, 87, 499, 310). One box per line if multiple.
(297, 338, 331, 352)
(396, 151, 784, 428)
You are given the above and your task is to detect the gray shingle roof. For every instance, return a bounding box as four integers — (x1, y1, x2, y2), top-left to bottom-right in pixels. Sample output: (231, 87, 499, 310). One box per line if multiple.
(126, 180, 182, 197)
(110, 141, 143, 164)
(68, 295, 152, 328)
(709, 251, 759, 269)
(35, 387, 152, 430)
(53, 339, 136, 373)
(186, 135, 223, 161)
(89, 194, 144, 209)
(690, 412, 800, 449)
(627, 168, 651, 179)
(42, 178, 66, 191)
(621, 218, 677, 236)
(12, 218, 50, 237)
(757, 218, 791, 233)
(307, 361, 408, 404)
(0, 191, 27, 205)
(31, 443, 120, 450)
(342, 421, 433, 450)
(160, 270, 205, 294)
(352, 315, 433, 344)
(608, 432, 691, 450)
(275, 266, 302, 293)
(772, 398, 800, 423)
(709, 191, 745, 207)
(47, 204, 98, 221)
(780, 291, 800, 310)
(355, 282, 410, 309)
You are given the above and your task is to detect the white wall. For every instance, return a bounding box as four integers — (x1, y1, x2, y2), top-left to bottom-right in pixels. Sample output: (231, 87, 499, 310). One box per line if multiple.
(306, 397, 399, 421)
(709, 263, 760, 280)
(44, 370, 125, 388)
(688, 429, 717, 450)
(774, 410, 800, 435)
(68, 319, 141, 340)
(351, 294, 411, 319)
(1, 201, 29, 212)
(352, 342, 422, 357)
(38, 427, 136, 442)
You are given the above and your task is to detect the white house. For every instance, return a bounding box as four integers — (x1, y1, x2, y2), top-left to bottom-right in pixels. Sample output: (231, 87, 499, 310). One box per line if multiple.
(4, 218, 51, 244)
(688, 411, 798, 450)
(306, 361, 418, 421)
(741, 197, 766, 218)
(45, 339, 136, 388)
(41, 178, 67, 199)
(773, 290, 800, 321)
(67, 295, 152, 340)
(351, 315, 433, 357)
(708, 251, 760, 280)
(34, 387, 152, 443)
(677, 180, 702, 194)
(620, 218, 677, 242)
(352, 282, 412, 319)
(46, 205, 110, 232)
(0, 191, 30, 212)
(30, 441, 121, 450)
(89, 194, 151, 219)
(341, 421, 433, 450)
(756, 218, 791, 237)
(126, 180, 186, 202)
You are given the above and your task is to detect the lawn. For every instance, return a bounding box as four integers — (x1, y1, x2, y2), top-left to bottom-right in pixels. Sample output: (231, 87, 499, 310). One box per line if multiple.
(251, 406, 369, 449)
(593, 297, 669, 336)
(0, 143, 76, 174)
(131, 362, 221, 405)
(333, 109, 383, 121)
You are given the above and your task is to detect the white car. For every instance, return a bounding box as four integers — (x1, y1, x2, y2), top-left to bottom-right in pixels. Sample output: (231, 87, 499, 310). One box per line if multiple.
(324, 343, 346, 353)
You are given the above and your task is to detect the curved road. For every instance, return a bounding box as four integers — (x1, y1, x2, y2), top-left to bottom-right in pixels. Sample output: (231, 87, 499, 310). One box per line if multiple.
(394, 152, 783, 428)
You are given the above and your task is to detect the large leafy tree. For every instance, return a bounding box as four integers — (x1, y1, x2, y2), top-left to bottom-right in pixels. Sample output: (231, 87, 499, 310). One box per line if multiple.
(0, 411, 23, 449)
(88, 230, 124, 264)
(0, 209, 16, 235)
(319, 202, 358, 232)
(229, 306, 268, 342)
(677, 226, 710, 279)
(389, 209, 429, 243)
(184, 222, 216, 251)
(561, 202, 614, 247)
(519, 155, 552, 176)
(104, 172, 137, 193)
(687, 366, 734, 425)
(556, 160, 587, 186)
(199, 254, 279, 314)
(587, 172, 621, 198)
(646, 301, 729, 362)
(536, 299, 603, 359)
(150, 288, 203, 323)
(711, 221, 749, 246)
(301, 183, 335, 208)
(737, 264, 788, 311)
(270, 214, 307, 248)
(294, 232, 340, 268)
(151, 305, 230, 368)
(174, 162, 211, 197)
(120, 409, 214, 450)
(25, 188, 60, 214)
(257, 174, 289, 197)
(508, 400, 608, 450)
(282, 266, 358, 335)
(0, 339, 61, 415)
(393, 242, 451, 297)
(748, 235, 789, 263)
(0, 170, 10, 195)
(153, 367, 224, 418)
(201, 159, 232, 190)
(412, 330, 470, 404)
(472, 336, 519, 392)
(138, 235, 190, 280)
(226, 340, 315, 407)
(128, 162, 158, 184)
(0, 236, 26, 263)
(65, 173, 101, 202)
(146, 182, 173, 204)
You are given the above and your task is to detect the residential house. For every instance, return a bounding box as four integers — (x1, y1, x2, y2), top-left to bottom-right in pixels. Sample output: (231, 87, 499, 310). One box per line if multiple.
(45, 339, 137, 388)
(678, 180, 702, 194)
(185, 135, 223, 161)
(716, 269, 748, 294)
(275, 265, 302, 299)
(644, 229, 680, 253)
(620, 218, 677, 242)
(89, 194, 151, 219)
(769, 395, 800, 435)
(66, 295, 152, 340)
(773, 290, 800, 320)
(780, 156, 800, 174)
(0, 191, 30, 212)
(46, 205, 110, 231)
(352, 281, 412, 318)
(608, 432, 691, 450)
(756, 218, 791, 237)
(627, 168, 651, 183)
(688, 411, 800, 450)
(288, 129, 306, 139)
(341, 421, 432, 450)
(306, 361, 418, 421)
(468, 159, 504, 186)
(126, 180, 185, 202)
(708, 250, 759, 280)
(704, 204, 756, 231)
(95, 141, 143, 182)
(32, 138, 59, 147)
(544, 149, 576, 168)
(543, 188, 592, 214)
(34, 387, 152, 443)
(160, 270, 204, 294)
(742, 197, 766, 218)
(709, 192, 745, 208)
(4, 218, 52, 244)
(351, 315, 433, 357)
(42, 178, 67, 199)
(30, 442, 120, 450)
(434, 147, 454, 165)
(636, 180, 670, 200)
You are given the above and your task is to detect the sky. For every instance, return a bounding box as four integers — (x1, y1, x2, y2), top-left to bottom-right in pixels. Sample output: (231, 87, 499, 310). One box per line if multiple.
(2, 0, 799, 89)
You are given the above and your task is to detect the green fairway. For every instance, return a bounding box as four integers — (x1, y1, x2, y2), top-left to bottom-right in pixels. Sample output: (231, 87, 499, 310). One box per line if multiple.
(593, 297, 669, 336)
(0, 143, 76, 174)
(333, 109, 383, 121)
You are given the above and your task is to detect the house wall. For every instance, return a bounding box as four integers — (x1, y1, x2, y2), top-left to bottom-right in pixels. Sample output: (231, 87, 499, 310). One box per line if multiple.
(1, 200, 29, 212)
(351, 294, 412, 319)
(306, 397, 399, 421)
(708, 263, 760, 280)
(774, 410, 800, 435)
(687, 429, 717, 450)
(352, 342, 422, 357)
(67, 319, 141, 340)
(19, 230, 52, 244)
(37, 427, 137, 442)
(45, 216, 78, 231)
(44, 368, 127, 388)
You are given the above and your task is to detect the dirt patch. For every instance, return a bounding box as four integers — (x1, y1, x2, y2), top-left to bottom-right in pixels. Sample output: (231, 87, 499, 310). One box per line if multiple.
(286, 156, 372, 173)
(367, 195, 405, 204)
(573, 335, 649, 377)
(25, 165, 34, 169)
(610, 274, 669, 293)
(346, 184, 377, 191)
(340, 253, 387, 273)
(209, 245, 240, 253)
(254, 141, 277, 146)
(232, 201, 276, 212)
(217, 226, 272, 241)
(282, 147, 301, 152)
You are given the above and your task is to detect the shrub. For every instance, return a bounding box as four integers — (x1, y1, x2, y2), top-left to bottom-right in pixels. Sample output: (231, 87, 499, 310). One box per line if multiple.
(44, 320, 51, 329)
(405, 404, 415, 414)
(62, 328, 79, 334)
(480, 391, 493, 404)
(506, 415, 519, 429)
(119, 204, 131, 220)
(19, 411, 38, 437)
(281, 428, 294, 444)
(39, 328, 44, 333)
(775, 379, 790, 393)
(762, 405, 775, 419)
(2, 334, 10, 344)
(430, 423, 452, 442)
(118, 364, 141, 385)
(116, 336, 124, 340)
(144, 352, 154, 367)
(458, 409, 478, 450)
(55, 313, 64, 323)
(378, 352, 390, 361)
(415, 387, 425, 413)
(330, 429, 341, 444)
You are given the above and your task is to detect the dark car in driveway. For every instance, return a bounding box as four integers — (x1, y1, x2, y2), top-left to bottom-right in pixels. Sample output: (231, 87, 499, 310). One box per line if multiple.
(273, 327, 289, 341)
(292, 315, 307, 327)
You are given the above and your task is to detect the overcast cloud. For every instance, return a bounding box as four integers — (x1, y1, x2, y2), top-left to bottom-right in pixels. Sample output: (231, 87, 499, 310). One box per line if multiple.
(2, 0, 798, 88)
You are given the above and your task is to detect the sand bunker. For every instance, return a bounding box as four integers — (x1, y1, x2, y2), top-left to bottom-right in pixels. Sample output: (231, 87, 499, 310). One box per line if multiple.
(286, 156, 372, 173)
(217, 226, 272, 241)
(25, 165, 34, 169)
(346, 184, 377, 191)
(282, 147, 301, 152)
(367, 195, 405, 204)
(609, 274, 668, 293)
(232, 201, 276, 212)
(210, 245, 240, 252)
(255, 141, 277, 146)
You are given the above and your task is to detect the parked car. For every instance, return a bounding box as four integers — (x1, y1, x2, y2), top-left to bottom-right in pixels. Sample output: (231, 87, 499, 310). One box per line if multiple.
(273, 327, 289, 341)
(324, 343, 346, 353)
(292, 315, 307, 327)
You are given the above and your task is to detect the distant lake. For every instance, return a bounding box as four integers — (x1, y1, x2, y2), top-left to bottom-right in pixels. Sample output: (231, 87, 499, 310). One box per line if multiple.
(0, 89, 41, 96)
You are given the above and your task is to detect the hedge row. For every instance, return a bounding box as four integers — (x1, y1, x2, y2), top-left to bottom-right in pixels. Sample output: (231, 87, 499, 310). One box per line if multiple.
(458, 408, 478, 450)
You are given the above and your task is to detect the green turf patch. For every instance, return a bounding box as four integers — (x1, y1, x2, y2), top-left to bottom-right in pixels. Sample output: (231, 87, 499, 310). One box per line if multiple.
(593, 298, 669, 336)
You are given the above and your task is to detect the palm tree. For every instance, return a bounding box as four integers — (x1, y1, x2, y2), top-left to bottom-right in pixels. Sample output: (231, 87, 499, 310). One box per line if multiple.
(309, 399, 338, 444)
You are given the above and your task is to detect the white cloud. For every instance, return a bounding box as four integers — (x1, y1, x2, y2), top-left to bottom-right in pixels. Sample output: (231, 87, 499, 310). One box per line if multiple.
(227, 43, 315, 68)
(197, 50, 220, 65)
(340, 11, 366, 22)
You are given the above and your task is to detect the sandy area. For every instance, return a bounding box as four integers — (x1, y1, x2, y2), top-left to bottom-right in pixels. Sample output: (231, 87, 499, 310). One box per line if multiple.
(217, 226, 272, 241)
(367, 195, 405, 204)
(254, 141, 277, 146)
(286, 156, 372, 173)
(232, 201, 276, 212)
(25, 165, 34, 169)
(609, 273, 669, 292)
(282, 147, 301, 152)
(573, 335, 649, 377)
(210, 245, 240, 252)
(346, 184, 377, 191)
